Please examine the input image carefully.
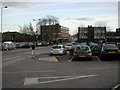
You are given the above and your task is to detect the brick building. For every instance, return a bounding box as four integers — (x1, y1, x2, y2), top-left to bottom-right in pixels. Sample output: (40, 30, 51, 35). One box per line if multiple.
(41, 24, 69, 42)
(2, 32, 36, 42)
(78, 25, 106, 42)
(106, 28, 120, 42)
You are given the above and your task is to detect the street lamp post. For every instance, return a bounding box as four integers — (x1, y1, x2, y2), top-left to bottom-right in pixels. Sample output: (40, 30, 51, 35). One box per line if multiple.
(1, 5, 7, 33)
(33, 19, 41, 43)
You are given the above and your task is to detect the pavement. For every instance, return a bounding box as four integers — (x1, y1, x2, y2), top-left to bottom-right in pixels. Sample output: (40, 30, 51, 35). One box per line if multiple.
(34, 52, 73, 62)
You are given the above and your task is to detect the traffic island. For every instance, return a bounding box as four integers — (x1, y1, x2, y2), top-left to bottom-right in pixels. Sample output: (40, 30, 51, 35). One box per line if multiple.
(34, 53, 73, 62)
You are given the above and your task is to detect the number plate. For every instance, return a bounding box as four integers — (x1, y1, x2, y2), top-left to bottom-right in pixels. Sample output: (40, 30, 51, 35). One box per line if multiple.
(94, 51, 98, 53)
(109, 52, 115, 53)
(79, 55, 86, 57)
(54, 52, 58, 54)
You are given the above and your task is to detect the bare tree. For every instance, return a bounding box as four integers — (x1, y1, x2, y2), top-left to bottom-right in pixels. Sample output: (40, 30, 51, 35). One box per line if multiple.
(19, 23, 35, 35)
(46, 15, 59, 25)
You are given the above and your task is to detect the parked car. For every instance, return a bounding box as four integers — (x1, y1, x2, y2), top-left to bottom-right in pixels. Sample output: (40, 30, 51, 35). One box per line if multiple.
(65, 43, 73, 51)
(0, 43, 2, 51)
(73, 45, 92, 60)
(21, 43, 32, 48)
(100, 44, 120, 60)
(90, 44, 101, 56)
(15, 43, 23, 48)
(37, 42, 42, 46)
(50, 45, 67, 55)
(69, 44, 80, 55)
(116, 43, 120, 49)
(2, 42, 16, 50)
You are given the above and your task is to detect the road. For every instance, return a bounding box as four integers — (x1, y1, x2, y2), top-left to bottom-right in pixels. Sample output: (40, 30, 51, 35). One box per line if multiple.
(2, 46, 119, 89)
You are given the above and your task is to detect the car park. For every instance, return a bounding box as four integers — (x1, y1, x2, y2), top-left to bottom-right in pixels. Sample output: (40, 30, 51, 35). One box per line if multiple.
(69, 44, 80, 55)
(50, 45, 67, 55)
(15, 43, 23, 48)
(116, 43, 120, 49)
(0, 43, 2, 51)
(73, 45, 92, 60)
(37, 42, 42, 46)
(90, 44, 101, 56)
(100, 44, 120, 60)
(21, 42, 32, 48)
(2, 41, 16, 50)
(65, 43, 73, 51)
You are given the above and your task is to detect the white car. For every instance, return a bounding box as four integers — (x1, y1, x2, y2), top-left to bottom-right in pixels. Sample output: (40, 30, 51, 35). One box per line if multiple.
(50, 45, 67, 55)
(65, 43, 73, 51)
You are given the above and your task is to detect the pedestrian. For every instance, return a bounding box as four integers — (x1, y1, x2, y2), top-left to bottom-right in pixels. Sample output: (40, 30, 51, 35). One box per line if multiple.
(31, 43, 36, 57)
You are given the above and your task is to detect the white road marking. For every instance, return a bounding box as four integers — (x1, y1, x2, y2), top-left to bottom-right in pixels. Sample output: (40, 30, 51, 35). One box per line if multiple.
(24, 78, 38, 85)
(88, 67, 118, 70)
(3, 70, 56, 74)
(24, 74, 99, 85)
(111, 84, 120, 90)
(3, 56, 21, 61)
(96, 56, 101, 62)
(38, 75, 79, 79)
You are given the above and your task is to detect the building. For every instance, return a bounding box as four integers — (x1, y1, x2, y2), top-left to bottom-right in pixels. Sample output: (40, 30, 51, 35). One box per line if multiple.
(41, 24, 69, 42)
(2, 32, 36, 42)
(106, 28, 120, 42)
(78, 25, 106, 42)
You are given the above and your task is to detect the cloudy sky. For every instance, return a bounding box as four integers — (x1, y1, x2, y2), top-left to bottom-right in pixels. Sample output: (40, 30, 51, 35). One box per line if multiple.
(1, 0, 119, 35)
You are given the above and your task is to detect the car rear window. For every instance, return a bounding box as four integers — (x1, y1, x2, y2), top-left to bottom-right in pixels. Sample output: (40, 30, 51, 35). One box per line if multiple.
(80, 46, 89, 50)
(52, 46, 62, 49)
(103, 44, 118, 50)
(66, 44, 72, 46)
(77, 46, 89, 50)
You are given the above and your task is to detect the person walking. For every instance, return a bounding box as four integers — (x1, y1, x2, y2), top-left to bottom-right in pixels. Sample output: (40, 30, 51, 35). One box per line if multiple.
(31, 44, 36, 57)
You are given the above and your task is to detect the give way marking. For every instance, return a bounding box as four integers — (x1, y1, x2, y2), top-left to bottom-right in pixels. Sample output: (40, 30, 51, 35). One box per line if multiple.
(24, 74, 99, 85)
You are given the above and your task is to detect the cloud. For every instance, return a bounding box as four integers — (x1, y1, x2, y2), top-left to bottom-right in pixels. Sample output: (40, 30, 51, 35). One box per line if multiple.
(66, 17, 95, 21)
(1, 0, 39, 2)
(1, 0, 119, 2)
(2, 2, 34, 8)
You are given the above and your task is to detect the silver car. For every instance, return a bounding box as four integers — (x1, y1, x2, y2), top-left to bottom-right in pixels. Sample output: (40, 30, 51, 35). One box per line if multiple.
(73, 45, 92, 60)
(65, 43, 73, 51)
(50, 45, 67, 55)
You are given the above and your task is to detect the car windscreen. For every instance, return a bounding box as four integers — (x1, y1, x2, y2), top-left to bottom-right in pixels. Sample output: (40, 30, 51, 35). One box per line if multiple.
(103, 44, 118, 50)
(91, 45, 100, 50)
(77, 46, 89, 50)
(52, 46, 62, 49)
(66, 44, 72, 46)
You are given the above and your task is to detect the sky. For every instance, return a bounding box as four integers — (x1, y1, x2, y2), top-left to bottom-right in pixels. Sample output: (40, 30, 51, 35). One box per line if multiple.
(1, 0, 119, 35)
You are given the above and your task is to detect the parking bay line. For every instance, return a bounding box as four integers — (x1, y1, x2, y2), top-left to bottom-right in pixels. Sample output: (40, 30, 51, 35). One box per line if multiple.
(24, 74, 99, 85)
(87, 67, 118, 70)
(3, 70, 56, 74)
(3, 56, 21, 61)
(95, 56, 101, 62)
